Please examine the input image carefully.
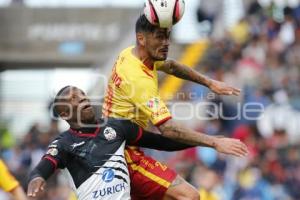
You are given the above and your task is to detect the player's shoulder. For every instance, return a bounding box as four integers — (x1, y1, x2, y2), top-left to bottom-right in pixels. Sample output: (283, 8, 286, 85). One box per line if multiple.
(116, 46, 143, 76)
(48, 131, 70, 147)
(103, 118, 138, 139)
(116, 46, 135, 68)
(119, 46, 134, 57)
(104, 117, 133, 131)
(105, 117, 133, 129)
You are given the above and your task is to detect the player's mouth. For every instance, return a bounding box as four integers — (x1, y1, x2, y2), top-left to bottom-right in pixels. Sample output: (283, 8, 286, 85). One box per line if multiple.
(159, 48, 169, 53)
(81, 104, 92, 111)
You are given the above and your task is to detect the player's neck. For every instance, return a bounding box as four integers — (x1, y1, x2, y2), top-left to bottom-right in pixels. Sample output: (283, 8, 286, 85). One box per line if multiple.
(69, 119, 98, 131)
(133, 46, 154, 68)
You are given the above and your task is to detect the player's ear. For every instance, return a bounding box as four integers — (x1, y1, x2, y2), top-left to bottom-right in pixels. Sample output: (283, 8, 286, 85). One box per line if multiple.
(136, 33, 146, 46)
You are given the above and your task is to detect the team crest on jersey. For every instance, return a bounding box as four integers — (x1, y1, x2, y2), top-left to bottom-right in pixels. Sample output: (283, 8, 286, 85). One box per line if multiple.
(46, 148, 58, 156)
(103, 127, 117, 141)
(147, 97, 160, 110)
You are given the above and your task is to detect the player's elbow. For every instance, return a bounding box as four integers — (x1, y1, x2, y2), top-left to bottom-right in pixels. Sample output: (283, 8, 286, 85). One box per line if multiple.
(157, 119, 179, 139)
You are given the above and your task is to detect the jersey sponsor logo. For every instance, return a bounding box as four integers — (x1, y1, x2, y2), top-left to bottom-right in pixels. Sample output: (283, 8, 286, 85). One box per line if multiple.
(46, 148, 58, 156)
(92, 168, 128, 198)
(147, 97, 160, 110)
(103, 127, 117, 141)
(102, 168, 115, 183)
(71, 141, 85, 149)
(92, 183, 126, 199)
(95, 166, 128, 184)
(151, 106, 169, 118)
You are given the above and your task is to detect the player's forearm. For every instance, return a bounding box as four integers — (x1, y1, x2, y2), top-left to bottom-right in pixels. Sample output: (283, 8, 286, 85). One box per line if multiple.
(158, 119, 217, 148)
(135, 130, 194, 151)
(29, 168, 45, 182)
(29, 158, 55, 182)
(163, 60, 212, 87)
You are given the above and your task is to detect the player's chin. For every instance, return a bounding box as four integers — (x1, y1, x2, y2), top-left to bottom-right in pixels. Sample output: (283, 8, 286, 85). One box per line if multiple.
(80, 111, 96, 124)
(155, 53, 168, 61)
(80, 118, 96, 127)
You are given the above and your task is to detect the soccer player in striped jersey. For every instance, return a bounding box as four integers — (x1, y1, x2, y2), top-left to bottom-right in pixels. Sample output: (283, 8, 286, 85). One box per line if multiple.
(102, 15, 246, 200)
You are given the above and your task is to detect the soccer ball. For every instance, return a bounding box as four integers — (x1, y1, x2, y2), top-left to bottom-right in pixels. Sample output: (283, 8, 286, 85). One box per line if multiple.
(144, 0, 185, 28)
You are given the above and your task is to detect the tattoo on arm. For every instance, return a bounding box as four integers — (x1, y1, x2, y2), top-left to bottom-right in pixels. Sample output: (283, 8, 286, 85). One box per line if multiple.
(158, 119, 216, 148)
(163, 60, 212, 87)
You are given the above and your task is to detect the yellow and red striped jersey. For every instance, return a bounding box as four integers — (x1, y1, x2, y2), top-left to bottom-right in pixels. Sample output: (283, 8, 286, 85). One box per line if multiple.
(102, 46, 171, 128)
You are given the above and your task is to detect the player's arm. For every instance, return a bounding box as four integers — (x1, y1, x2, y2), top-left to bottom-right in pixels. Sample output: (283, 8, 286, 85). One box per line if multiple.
(126, 78, 246, 156)
(122, 120, 246, 155)
(157, 118, 248, 157)
(27, 139, 64, 198)
(112, 119, 193, 151)
(119, 120, 194, 151)
(134, 130, 194, 151)
(27, 159, 54, 198)
(158, 59, 241, 96)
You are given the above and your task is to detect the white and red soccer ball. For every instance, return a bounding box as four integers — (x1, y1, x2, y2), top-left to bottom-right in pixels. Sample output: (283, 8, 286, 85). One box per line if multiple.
(144, 0, 185, 28)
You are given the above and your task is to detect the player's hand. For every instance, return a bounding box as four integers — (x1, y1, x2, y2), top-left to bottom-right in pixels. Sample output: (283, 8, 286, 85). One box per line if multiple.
(27, 177, 46, 198)
(214, 137, 248, 157)
(209, 79, 241, 96)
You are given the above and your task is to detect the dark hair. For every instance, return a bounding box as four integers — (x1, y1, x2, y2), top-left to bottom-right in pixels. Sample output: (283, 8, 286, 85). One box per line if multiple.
(52, 85, 71, 117)
(135, 14, 158, 33)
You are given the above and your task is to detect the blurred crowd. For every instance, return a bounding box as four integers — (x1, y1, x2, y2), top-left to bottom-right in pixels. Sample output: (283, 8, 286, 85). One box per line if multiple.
(1, 1, 300, 200)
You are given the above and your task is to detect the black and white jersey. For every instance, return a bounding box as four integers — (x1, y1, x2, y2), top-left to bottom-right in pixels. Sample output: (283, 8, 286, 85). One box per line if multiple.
(43, 118, 143, 200)
(30, 118, 193, 199)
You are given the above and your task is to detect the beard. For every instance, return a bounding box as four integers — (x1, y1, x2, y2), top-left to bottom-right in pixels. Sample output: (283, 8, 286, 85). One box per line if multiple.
(150, 52, 167, 61)
(148, 48, 168, 61)
(78, 111, 96, 127)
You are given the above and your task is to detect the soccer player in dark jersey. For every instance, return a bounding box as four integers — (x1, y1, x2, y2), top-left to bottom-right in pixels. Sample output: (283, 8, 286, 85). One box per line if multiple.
(27, 86, 198, 200)
(28, 86, 247, 200)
